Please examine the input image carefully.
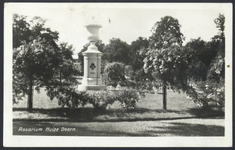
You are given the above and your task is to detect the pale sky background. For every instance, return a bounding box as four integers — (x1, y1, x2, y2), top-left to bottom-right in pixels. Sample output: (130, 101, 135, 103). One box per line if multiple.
(7, 3, 226, 56)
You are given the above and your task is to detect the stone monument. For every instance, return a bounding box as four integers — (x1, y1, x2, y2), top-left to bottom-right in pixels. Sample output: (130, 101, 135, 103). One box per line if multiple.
(78, 17, 106, 91)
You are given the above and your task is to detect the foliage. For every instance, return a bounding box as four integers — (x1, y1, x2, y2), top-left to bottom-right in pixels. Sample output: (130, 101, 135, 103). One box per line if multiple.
(57, 42, 79, 84)
(43, 85, 141, 110)
(185, 38, 215, 81)
(129, 37, 149, 71)
(214, 14, 225, 38)
(13, 14, 77, 110)
(124, 37, 153, 95)
(13, 14, 31, 48)
(89, 91, 117, 110)
(143, 14, 225, 109)
(143, 16, 186, 110)
(184, 14, 225, 108)
(149, 16, 184, 50)
(187, 80, 225, 108)
(52, 88, 141, 110)
(103, 62, 126, 86)
(116, 90, 141, 110)
(56, 87, 90, 108)
(144, 45, 192, 92)
(43, 84, 91, 108)
(207, 14, 225, 81)
(144, 16, 185, 88)
(13, 14, 61, 105)
(89, 89, 140, 110)
(103, 38, 132, 65)
(13, 38, 60, 103)
(17, 90, 223, 122)
(13, 12, 225, 112)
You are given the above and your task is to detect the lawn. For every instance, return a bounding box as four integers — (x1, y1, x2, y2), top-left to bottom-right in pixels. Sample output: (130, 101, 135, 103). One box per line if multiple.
(13, 87, 224, 122)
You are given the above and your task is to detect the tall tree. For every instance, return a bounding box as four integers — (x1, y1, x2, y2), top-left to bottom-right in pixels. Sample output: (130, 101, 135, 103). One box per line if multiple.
(144, 16, 185, 110)
(126, 37, 153, 92)
(214, 13, 225, 40)
(13, 14, 74, 111)
(207, 13, 225, 81)
(130, 37, 149, 71)
(13, 39, 60, 111)
(205, 14, 225, 107)
(103, 62, 126, 86)
(13, 14, 31, 48)
(182, 14, 225, 108)
(57, 42, 77, 86)
(103, 38, 131, 65)
(184, 38, 218, 81)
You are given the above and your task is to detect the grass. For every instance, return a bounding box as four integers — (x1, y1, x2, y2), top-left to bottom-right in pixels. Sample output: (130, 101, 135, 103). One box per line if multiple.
(13, 87, 224, 122)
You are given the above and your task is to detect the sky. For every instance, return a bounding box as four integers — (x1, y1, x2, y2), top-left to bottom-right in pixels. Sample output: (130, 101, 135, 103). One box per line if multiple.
(7, 3, 227, 56)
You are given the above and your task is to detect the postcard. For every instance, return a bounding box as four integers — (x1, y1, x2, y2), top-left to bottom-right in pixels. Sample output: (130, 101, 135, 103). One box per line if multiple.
(4, 3, 233, 147)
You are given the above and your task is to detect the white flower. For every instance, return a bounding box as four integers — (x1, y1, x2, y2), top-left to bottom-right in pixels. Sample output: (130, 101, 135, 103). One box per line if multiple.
(215, 68, 220, 74)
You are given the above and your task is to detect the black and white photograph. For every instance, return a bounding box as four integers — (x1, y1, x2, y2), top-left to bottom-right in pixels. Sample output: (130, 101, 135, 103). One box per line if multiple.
(3, 2, 232, 147)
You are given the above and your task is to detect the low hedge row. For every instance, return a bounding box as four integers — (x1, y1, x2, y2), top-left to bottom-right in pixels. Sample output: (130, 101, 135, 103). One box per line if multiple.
(55, 88, 141, 110)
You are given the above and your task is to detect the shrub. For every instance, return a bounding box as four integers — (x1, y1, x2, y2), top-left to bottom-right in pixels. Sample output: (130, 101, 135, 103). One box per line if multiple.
(204, 79, 225, 108)
(89, 91, 117, 110)
(103, 62, 126, 86)
(54, 86, 91, 108)
(187, 80, 224, 108)
(52, 85, 141, 110)
(117, 90, 140, 110)
(88, 89, 141, 110)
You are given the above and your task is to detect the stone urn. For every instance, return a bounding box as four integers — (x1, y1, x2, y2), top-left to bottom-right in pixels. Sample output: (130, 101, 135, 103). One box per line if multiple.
(78, 19, 106, 91)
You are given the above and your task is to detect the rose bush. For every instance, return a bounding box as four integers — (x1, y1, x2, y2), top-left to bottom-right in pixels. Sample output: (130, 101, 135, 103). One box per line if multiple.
(53, 86, 91, 108)
(116, 90, 141, 110)
(89, 91, 117, 110)
(186, 80, 225, 108)
(89, 89, 141, 110)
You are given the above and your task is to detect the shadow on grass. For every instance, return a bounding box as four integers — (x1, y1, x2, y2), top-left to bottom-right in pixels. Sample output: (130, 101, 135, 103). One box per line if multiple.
(13, 106, 224, 122)
(142, 122, 224, 136)
(186, 106, 224, 118)
(111, 122, 224, 136)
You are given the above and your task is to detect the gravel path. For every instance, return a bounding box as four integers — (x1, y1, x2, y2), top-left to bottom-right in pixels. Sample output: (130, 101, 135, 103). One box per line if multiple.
(13, 118, 224, 136)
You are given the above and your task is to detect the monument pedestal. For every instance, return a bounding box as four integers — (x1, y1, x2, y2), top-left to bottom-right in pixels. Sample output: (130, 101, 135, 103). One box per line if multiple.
(78, 85, 107, 91)
(78, 41, 106, 91)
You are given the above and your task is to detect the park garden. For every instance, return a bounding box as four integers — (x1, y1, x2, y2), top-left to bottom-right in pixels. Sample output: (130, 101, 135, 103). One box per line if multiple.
(13, 13, 225, 125)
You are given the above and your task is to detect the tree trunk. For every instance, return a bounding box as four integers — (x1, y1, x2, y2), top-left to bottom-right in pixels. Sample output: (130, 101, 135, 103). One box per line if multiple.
(60, 69, 62, 88)
(28, 76, 33, 111)
(163, 84, 167, 110)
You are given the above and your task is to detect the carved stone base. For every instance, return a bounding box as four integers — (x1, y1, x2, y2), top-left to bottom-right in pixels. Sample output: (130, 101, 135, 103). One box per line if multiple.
(78, 84, 107, 91)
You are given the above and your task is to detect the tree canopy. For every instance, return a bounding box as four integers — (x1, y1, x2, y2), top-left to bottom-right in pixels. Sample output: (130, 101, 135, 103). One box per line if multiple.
(130, 37, 149, 71)
(144, 17, 185, 84)
(142, 14, 225, 109)
(149, 16, 184, 50)
(143, 16, 188, 109)
(103, 62, 126, 86)
(13, 14, 77, 111)
(103, 38, 131, 65)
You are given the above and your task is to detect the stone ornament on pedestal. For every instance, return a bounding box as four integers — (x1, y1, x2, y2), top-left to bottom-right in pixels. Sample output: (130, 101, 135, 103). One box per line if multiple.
(78, 18, 106, 91)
